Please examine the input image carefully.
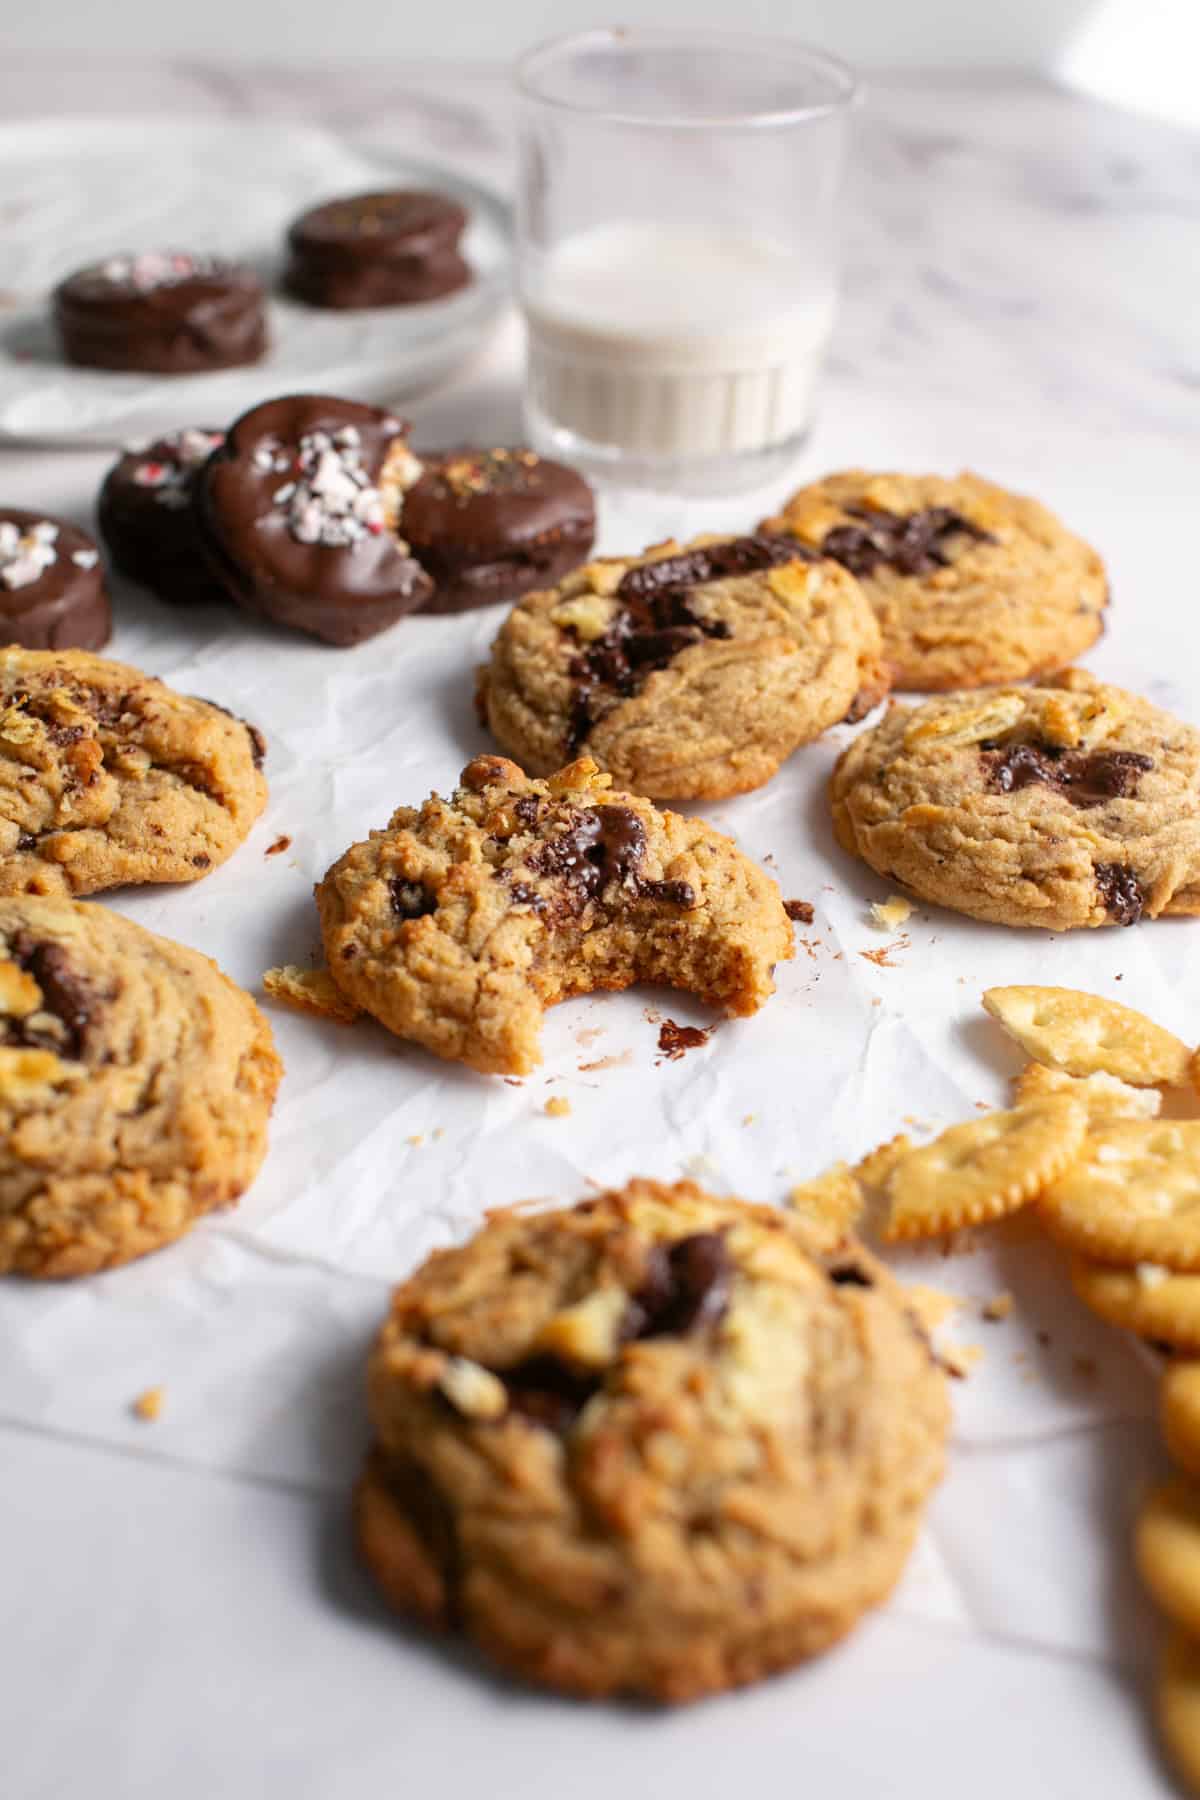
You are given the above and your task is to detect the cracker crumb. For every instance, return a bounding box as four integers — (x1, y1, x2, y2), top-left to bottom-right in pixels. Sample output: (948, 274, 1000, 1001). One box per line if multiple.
(544, 1096, 572, 1118)
(906, 1285, 962, 1332)
(942, 1343, 983, 1379)
(132, 1387, 164, 1422)
(265, 834, 292, 857)
(869, 895, 913, 931)
(981, 1291, 1014, 1323)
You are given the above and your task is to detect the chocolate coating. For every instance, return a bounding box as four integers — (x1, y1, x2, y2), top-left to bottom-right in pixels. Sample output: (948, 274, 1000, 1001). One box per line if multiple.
(97, 429, 227, 608)
(284, 190, 472, 310)
(53, 252, 268, 375)
(0, 510, 111, 651)
(195, 394, 432, 647)
(404, 449, 596, 614)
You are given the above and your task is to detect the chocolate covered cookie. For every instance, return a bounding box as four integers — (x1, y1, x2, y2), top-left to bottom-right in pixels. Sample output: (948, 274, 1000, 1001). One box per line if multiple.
(52, 251, 267, 375)
(403, 448, 595, 613)
(98, 429, 226, 608)
(196, 395, 431, 645)
(284, 190, 471, 310)
(0, 511, 110, 651)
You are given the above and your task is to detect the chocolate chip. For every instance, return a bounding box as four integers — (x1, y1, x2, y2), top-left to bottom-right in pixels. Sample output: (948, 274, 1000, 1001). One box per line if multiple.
(520, 806, 697, 916)
(821, 506, 994, 578)
(829, 1263, 874, 1288)
(389, 878, 437, 920)
(246, 723, 267, 769)
(15, 834, 36, 852)
(500, 1355, 601, 1432)
(566, 535, 799, 750)
(6, 935, 92, 1058)
(192, 853, 211, 868)
(1094, 862, 1145, 926)
(657, 1020, 710, 1059)
(624, 1232, 732, 1340)
(983, 742, 1154, 808)
(784, 898, 814, 923)
(513, 794, 540, 828)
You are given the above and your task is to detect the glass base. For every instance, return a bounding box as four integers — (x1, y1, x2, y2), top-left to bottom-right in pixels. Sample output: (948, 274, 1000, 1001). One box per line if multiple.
(523, 398, 812, 499)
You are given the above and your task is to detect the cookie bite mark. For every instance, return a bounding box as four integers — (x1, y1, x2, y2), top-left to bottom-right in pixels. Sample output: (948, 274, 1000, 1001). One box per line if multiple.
(0, 648, 267, 897)
(0, 511, 111, 651)
(357, 1180, 949, 1701)
(196, 395, 431, 645)
(315, 755, 792, 1074)
(53, 252, 267, 375)
(481, 534, 885, 801)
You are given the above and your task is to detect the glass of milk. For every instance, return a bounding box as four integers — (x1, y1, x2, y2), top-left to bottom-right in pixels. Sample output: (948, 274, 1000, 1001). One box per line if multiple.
(515, 28, 858, 497)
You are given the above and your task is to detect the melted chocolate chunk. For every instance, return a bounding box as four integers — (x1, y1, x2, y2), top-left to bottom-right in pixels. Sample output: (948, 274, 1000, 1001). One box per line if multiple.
(513, 794, 540, 829)
(624, 1232, 732, 1340)
(390, 878, 437, 920)
(821, 505, 994, 578)
(5, 934, 92, 1058)
(520, 806, 697, 915)
(1094, 862, 1145, 926)
(829, 1262, 874, 1289)
(657, 1020, 710, 1060)
(566, 536, 800, 751)
(500, 1355, 601, 1432)
(983, 742, 1155, 808)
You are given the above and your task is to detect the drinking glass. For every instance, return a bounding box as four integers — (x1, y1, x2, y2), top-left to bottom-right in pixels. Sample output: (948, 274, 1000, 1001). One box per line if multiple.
(514, 27, 858, 497)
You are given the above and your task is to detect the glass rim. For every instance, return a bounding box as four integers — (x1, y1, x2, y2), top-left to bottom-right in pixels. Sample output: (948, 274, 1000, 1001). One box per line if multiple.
(514, 27, 860, 131)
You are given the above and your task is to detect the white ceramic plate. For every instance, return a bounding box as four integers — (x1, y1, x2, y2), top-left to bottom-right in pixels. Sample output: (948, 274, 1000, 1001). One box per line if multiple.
(0, 117, 512, 447)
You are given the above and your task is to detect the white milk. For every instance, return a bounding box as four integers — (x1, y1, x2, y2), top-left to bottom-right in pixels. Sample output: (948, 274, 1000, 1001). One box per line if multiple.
(522, 222, 835, 465)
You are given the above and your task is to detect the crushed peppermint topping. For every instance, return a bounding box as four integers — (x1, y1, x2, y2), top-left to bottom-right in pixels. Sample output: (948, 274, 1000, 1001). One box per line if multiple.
(130, 429, 224, 509)
(0, 518, 59, 590)
(71, 549, 99, 569)
(98, 251, 225, 292)
(265, 426, 388, 548)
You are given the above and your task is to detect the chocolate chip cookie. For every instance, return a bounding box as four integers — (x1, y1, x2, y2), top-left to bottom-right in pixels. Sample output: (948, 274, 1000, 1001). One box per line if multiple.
(53, 251, 268, 375)
(830, 671, 1200, 929)
(477, 535, 887, 800)
(0, 648, 267, 897)
(196, 395, 431, 645)
(315, 753, 793, 1074)
(403, 448, 595, 614)
(0, 897, 281, 1276)
(760, 470, 1107, 691)
(0, 511, 111, 651)
(356, 1178, 950, 1702)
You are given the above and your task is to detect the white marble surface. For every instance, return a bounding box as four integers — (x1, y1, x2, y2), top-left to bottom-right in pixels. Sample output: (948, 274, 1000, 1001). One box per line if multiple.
(1, 58, 1197, 1800)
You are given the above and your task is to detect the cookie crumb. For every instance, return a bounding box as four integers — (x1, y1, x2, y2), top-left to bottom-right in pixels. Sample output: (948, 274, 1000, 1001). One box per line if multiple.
(262, 963, 359, 1025)
(906, 1284, 961, 1333)
(657, 1020, 711, 1060)
(869, 895, 913, 931)
(784, 898, 814, 924)
(407, 1133, 424, 1147)
(981, 1291, 1014, 1323)
(544, 1095, 571, 1118)
(265, 834, 292, 857)
(860, 936, 910, 969)
(683, 1153, 717, 1177)
(132, 1386, 164, 1421)
(742, 1113, 755, 1127)
(941, 1343, 983, 1379)
(579, 1051, 633, 1072)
